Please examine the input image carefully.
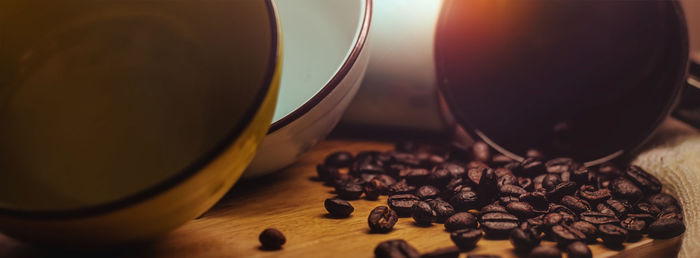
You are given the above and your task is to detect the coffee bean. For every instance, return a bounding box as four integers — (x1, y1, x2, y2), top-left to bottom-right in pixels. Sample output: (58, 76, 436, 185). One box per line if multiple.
(494, 167, 514, 178)
(542, 212, 563, 230)
(325, 151, 354, 167)
(390, 180, 417, 195)
(548, 203, 575, 218)
(375, 239, 420, 258)
(578, 185, 611, 204)
(337, 182, 363, 200)
(648, 217, 686, 239)
(509, 227, 541, 253)
(499, 196, 520, 206)
(599, 199, 631, 218)
(570, 221, 598, 243)
(450, 190, 479, 211)
(579, 211, 620, 225)
(368, 206, 399, 233)
(610, 178, 643, 202)
(545, 157, 574, 174)
(259, 228, 286, 250)
(634, 202, 661, 217)
(412, 201, 436, 225)
(470, 141, 492, 163)
(625, 165, 661, 195)
(324, 198, 354, 217)
(450, 228, 483, 250)
(428, 199, 456, 222)
(478, 168, 499, 204)
(388, 194, 420, 217)
(533, 174, 546, 190)
(524, 216, 545, 233)
(598, 224, 628, 247)
(430, 163, 464, 186)
(595, 203, 615, 216)
(467, 167, 487, 185)
(658, 210, 684, 221)
(566, 241, 592, 258)
(627, 213, 656, 224)
(516, 158, 546, 177)
(546, 182, 577, 202)
(571, 166, 591, 184)
(416, 185, 440, 200)
(520, 191, 549, 211)
(560, 195, 590, 214)
(528, 245, 562, 258)
(420, 246, 459, 258)
(481, 203, 508, 214)
(551, 224, 586, 246)
(497, 174, 518, 188)
(596, 162, 623, 179)
(445, 212, 478, 232)
(352, 154, 385, 175)
(316, 164, 339, 182)
(506, 202, 539, 218)
(480, 212, 519, 239)
(500, 184, 527, 197)
(621, 217, 646, 241)
(647, 193, 678, 210)
(363, 179, 385, 200)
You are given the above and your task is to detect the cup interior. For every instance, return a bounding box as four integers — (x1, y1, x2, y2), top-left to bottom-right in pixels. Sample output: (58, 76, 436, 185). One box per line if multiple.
(272, 0, 365, 123)
(0, 1, 276, 212)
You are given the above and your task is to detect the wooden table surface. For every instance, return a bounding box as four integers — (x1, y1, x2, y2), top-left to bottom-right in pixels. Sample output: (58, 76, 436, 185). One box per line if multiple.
(0, 139, 682, 257)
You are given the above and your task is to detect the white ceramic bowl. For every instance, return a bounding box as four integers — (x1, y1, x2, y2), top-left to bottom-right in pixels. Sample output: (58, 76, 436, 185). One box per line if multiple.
(244, 0, 372, 177)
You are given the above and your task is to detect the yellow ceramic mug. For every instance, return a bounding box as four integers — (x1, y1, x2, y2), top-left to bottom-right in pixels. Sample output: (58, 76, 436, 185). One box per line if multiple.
(0, 0, 280, 246)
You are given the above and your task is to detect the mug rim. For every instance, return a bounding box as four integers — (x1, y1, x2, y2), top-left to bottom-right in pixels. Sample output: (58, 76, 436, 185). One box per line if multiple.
(0, 0, 281, 220)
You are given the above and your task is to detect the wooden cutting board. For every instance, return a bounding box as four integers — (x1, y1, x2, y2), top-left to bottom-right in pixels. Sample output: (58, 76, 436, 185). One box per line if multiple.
(0, 139, 683, 257)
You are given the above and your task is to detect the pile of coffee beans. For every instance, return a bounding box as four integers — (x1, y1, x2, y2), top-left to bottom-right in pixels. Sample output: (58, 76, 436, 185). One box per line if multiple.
(317, 141, 686, 257)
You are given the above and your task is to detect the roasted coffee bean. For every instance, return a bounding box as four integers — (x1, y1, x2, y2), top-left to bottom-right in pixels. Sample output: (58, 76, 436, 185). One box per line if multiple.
(337, 182, 363, 200)
(360, 173, 378, 183)
(546, 182, 577, 202)
(551, 224, 586, 246)
(430, 163, 463, 186)
(388, 194, 420, 217)
(497, 174, 518, 188)
(416, 185, 440, 200)
(625, 165, 661, 195)
(450, 190, 479, 211)
(595, 203, 614, 216)
(444, 212, 478, 232)
(470, 141, 492, 163)
(467, 160, 490, 169)
(515, 158, 546, 177)
(494, 167, 514, 178)
(506, 202, 539, 218)
(520, 191, 549, 211)
(259, 228, 286, 250)
(352, 155, 385, 175)
(560, 195, 590, 214)
(579, 211, 619, 225)
(467, 167, 487, 185)
(390, 180, 417, 195)
(621, 217, 646, 241)
(324, 151, 354, 167)
(648, 217, 686, 239)
(428, 199, 456, 222)
(548, 203, 575, 216)
(610, 178, 643, 202)
(566, 241, 592, 258)
(392, 152, 422, 167)
(658, 210, 684, 221)
(478, 168, 499, 204)
(499, 196, 520, 205)
(331, 173, 355, 188)
(500, 184, 527, 197)
(596, 162, 623, 179)
(571, 166, 591, 184)
(634, 202, 661, 216)
(533, 174, 546, 190)
(578, 185, 611, 204)
(399, 168, 431, 185)
(571, 221, 598, 243)
(528, 245, 562, 258)
(559, 171, 571, 182)
(412, 201, 436, 225)
(480, 212, 519, 239)
(518, 177, 534, 191)
(509, 227, 541, 253)
(420, 246, 460, 258)
(364, 178, 386, 200)
(545, 157, 574, 174)
(542, 212, 563, 230)
(450, 228, 483, 250)
(368, 206, 399, 233)
(375, 239, 420, 258)
(599, 199, 631, 218)
(324, 198, 354, 217)
(598, 224, 628, 247)
(627, 213, 656, 224)
(647, 193, 678, 210)
(316, 164, 339, 182)
(480, 203, 508, 214)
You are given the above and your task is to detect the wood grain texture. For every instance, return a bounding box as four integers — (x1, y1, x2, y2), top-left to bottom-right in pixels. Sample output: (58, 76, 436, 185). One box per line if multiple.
(0, 138, 684, 258)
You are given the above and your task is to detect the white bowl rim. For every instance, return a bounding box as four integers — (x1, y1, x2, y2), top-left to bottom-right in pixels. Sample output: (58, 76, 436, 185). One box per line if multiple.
(269, 0, 373, 132)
